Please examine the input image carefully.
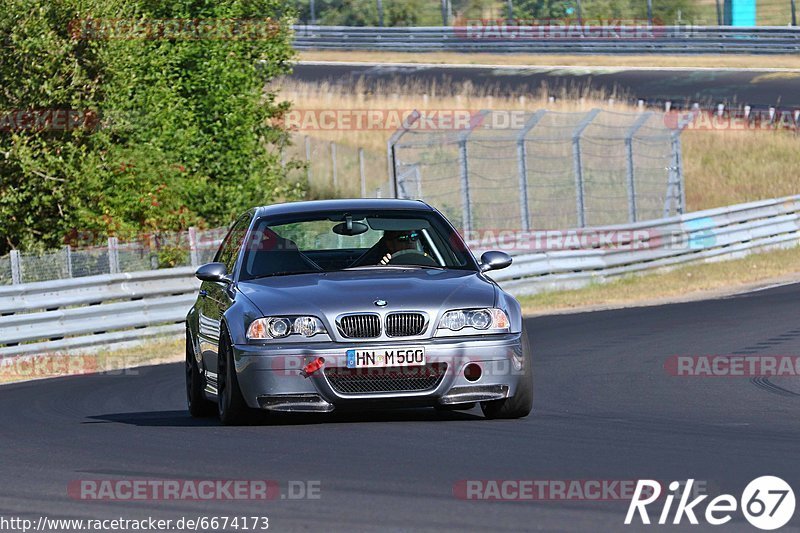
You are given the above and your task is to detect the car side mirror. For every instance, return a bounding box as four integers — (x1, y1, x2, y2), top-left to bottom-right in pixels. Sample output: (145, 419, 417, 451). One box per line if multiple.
(480, 251, 512, 272)
(195, 262, 231, 284)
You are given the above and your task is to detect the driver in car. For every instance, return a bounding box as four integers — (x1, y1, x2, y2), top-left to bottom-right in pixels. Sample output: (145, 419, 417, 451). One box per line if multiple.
(352, 230, 422, 266)
(378, 230, 422, 265)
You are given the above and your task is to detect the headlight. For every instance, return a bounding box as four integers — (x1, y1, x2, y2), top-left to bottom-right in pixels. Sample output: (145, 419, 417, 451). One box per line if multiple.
(437, 308, 510, 332)
(247, 316, 327, 340)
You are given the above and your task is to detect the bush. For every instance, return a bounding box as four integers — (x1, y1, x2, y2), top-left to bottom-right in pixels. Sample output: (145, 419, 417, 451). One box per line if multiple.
(0, 0, 301, 255)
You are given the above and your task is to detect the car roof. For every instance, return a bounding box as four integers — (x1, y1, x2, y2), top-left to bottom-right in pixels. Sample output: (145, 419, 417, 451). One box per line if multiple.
(254, 198, 434, 218)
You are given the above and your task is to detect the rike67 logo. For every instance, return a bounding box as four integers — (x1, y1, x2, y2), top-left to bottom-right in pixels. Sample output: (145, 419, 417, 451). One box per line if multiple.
(626, 477, 795, 530)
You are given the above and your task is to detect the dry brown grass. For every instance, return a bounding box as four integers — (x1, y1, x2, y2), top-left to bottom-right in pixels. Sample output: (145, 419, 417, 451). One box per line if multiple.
(298, 51, 800, 70)
(518, 244, 800, 315)
(278, 78, 631, 153)
(279, 80, 800, 211)
(682, 129, 800, 210)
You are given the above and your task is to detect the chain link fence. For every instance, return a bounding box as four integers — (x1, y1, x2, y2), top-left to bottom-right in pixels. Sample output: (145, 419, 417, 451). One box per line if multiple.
(391, 109, 683, 232)
(2, 114, 684, 285)
(283, 134, 392, 198)
(0, 228, 227, 285)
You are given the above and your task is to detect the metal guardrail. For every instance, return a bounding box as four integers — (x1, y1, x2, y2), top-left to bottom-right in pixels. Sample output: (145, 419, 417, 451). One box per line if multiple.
(292, 25, 800, 54)
(0, 268, 199, 357)
(483, 195, 800, 295)
(1, 195, 798, 356)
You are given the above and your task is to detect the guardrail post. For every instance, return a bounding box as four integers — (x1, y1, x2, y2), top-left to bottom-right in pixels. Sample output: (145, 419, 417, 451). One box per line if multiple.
(10, 250, 21, 284)
(359, 147, 367, 198)
(64, 245, 73, 278)
(516, 110, 547, 232)
(572, 109, 600, 228)
(108, 237, 119, 274)
(625, 112, 654, 223)
(188, 227, 199, 267)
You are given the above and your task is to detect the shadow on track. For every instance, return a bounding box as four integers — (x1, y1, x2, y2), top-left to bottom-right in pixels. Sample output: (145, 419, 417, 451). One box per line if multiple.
(86, 407, 485, 427)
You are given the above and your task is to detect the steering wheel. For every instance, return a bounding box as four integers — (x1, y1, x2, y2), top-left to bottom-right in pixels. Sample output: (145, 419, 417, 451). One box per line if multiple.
(387, 249, 439, 267)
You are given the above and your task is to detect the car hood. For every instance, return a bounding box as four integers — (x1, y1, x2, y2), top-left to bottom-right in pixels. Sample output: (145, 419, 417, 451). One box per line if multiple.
(237, 268, 496, 319)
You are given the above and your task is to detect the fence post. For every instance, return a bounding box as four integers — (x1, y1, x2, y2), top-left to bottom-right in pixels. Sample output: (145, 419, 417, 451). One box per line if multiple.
(625, 112, 653, 223)
(516, 110, 547, 232)
(108, 237, 119, 274)
(458, 139, 472, 234)
(673, 133, 686, 214)
(330, 142, 337, 191)
(359, 148, 367, 198)
(456, 110, 488, 234)
(10, 250, 21, 285)
(188, 226, 199, 267)
(64, 245, 73, 278)
(571, 109, 600, 228)
(387, 110, 421, 198)
(305, 135, 312, 186)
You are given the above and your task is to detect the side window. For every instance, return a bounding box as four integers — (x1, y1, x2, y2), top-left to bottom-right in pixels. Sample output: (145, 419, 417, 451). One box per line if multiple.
(215, 214, 252, 274)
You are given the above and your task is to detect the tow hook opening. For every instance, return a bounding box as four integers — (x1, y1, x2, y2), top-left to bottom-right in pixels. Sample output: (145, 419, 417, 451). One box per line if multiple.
(464, 363, 482, 382)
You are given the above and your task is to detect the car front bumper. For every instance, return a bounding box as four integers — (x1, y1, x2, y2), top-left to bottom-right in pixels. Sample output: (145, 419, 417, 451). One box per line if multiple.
(231, 333, 527, 412)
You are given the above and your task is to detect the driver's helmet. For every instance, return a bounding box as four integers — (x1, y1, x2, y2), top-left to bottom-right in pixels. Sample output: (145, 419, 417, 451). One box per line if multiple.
(384, 230, 422, 251)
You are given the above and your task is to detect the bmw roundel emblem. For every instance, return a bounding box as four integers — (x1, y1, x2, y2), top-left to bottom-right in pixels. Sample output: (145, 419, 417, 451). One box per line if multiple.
(374, 299, 388, 307)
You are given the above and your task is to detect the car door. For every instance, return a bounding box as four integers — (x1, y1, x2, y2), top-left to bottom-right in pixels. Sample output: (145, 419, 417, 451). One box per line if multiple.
(198, 212, 252, 384)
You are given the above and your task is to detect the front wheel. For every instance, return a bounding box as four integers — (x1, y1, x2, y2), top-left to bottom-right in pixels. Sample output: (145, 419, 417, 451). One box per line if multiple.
(217, 325, 252, 426)
(186, 331, 215, 418)
(481, 326, 533, 420)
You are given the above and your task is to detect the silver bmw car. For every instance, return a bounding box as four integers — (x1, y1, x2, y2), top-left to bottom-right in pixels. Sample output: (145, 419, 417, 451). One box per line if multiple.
(185, 199, 532, 425)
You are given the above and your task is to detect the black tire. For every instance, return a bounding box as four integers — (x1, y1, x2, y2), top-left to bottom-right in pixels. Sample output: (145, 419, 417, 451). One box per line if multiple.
(186, 331, 215, 418)
(480, 326, 533, 420)
(217, 325, 251, 426)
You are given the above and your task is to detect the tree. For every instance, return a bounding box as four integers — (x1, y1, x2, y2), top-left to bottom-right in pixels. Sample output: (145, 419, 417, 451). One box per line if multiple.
(0, 0, 300, 255)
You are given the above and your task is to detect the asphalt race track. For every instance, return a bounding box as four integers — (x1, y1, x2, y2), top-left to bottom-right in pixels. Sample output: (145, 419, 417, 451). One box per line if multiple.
(291, 62, 800, 110)
(2, 283, 800, 532)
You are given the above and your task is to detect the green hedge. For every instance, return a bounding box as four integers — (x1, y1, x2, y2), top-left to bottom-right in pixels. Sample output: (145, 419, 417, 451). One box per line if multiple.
(0, 0, 301, 255)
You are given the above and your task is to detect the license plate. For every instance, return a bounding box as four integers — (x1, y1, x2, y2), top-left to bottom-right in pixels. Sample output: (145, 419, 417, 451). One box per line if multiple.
(346, 346, 426, 369)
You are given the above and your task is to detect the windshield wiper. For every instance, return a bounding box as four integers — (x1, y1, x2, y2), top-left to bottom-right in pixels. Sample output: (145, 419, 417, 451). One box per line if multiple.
(345, 264, 446, 271)
(248, 270, 321, 280)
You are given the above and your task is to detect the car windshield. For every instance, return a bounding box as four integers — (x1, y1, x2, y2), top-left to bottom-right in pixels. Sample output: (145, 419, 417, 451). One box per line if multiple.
(239, 209, 476, 280)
